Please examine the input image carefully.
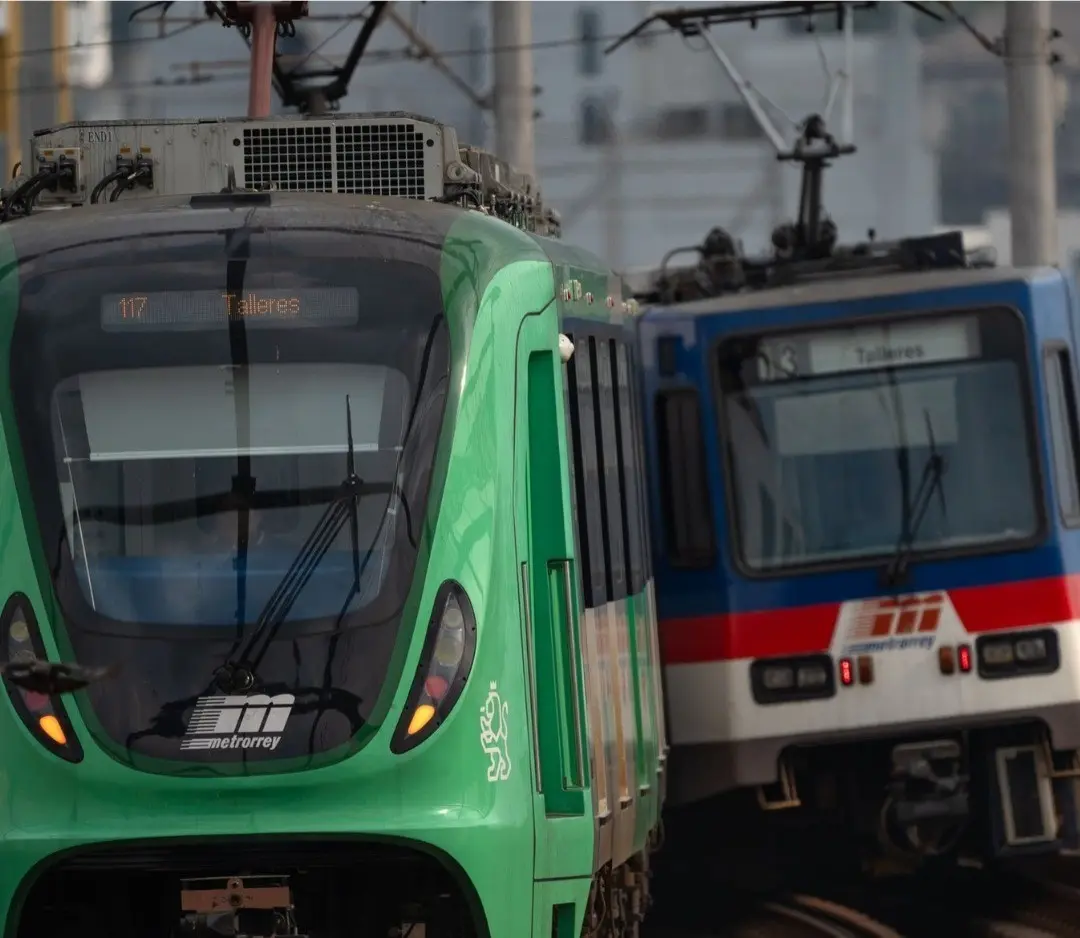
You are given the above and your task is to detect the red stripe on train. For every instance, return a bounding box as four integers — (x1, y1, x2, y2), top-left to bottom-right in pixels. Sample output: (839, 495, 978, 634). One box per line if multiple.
(659, 573, 1080, 664)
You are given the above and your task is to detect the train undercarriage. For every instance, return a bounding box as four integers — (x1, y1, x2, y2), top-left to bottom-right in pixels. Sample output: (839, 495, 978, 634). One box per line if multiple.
(12, 838, 660, 938)
(13, 841, 478, 938)
(664, 720, 1080, 895)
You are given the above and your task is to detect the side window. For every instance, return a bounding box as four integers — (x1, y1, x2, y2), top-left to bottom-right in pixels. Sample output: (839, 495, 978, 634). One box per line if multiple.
(562, 334, 584, 570)
(592, 337, 627, 601)
(1044, 345, 1080, 523)
(612, 341, 645, 594)
(626, 343, 654, 581)
(655, 388, 716, 567)
(567, 333, 608, 606)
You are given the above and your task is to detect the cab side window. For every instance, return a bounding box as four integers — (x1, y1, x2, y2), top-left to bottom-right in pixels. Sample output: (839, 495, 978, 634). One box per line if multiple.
(1044, 344, 1080, 524)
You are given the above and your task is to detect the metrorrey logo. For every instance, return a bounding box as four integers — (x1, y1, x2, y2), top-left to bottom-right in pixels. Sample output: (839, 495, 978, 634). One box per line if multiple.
(180, 693, 294, 751)
(843, 593, 945, 654)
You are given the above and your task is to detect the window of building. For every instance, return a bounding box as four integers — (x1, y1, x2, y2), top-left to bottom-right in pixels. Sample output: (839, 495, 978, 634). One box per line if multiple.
(719, 102, 764, 141)
(578, 7, 602, 76)
(579, 96, 614, 146)
(465, 22, 485, 88)
(655, 105, 710, 141)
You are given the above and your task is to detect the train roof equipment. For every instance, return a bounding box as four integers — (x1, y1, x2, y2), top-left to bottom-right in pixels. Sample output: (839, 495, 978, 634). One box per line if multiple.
(0, 112, 561, 238)
(608, 2, 996, 305)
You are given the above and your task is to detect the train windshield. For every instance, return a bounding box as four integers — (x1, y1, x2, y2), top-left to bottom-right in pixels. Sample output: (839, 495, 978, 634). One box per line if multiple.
(716, 308, 1039, 574)
(9, 228, 450, 767)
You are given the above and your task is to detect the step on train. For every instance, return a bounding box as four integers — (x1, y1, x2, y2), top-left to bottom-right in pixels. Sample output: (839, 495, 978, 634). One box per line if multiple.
(0, 113, 666, 938)
(634, 134, 1080, 871)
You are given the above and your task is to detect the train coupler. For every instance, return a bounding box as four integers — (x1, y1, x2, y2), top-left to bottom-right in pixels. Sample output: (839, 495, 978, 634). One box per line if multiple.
(178, 875, 306, 938)
(881, 739, 969, 857)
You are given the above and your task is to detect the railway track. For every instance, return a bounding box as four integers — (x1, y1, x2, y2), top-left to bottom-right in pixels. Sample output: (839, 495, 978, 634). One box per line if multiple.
(720, 895, 906, 937)
(645, 893, 906, 937)
(978, 869, 1080, 938)
(646, 859, 1080, 937)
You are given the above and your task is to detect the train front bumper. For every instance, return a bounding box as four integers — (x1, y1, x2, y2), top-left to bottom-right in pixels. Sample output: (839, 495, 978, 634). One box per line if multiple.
(0, 743, 544, 938)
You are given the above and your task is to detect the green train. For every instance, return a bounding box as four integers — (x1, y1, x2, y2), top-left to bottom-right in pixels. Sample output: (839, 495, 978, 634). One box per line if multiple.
(0, 183, 666, 936)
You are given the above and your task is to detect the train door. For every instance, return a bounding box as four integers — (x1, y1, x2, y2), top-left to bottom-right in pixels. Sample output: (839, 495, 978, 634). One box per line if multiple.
(513, 302, 594, 883)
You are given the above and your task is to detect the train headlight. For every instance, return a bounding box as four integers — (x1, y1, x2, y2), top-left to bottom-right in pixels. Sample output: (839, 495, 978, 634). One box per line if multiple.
(390, 581, 477, 754)
(1015, 637, 1048, 663)
(797, 664, 829, 688)
(750, 654, 836, 705)
(0, 594, 83, 762)
(976, 629, 1059, 680)
(981, 640, 1015, 666)
(762, 666, 795, 690)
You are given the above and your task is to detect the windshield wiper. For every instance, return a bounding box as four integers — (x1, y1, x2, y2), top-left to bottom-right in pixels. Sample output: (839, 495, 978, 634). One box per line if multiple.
(882, 408, 948, 588)
(214, 395, 371, 694)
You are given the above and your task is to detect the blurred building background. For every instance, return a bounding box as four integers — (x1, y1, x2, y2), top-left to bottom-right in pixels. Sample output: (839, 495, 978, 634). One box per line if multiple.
(6, 1, 1080, 271)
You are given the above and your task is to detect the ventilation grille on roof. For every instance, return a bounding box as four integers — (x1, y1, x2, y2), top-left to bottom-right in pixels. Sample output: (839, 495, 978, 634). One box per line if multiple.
(242, 122, 426, 197)
(243, 125, 333, 191)
(336, 123, 425, 197)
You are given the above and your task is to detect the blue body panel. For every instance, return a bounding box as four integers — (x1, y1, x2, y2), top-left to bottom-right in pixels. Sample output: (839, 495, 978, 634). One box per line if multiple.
(637, 268, 1079, 624)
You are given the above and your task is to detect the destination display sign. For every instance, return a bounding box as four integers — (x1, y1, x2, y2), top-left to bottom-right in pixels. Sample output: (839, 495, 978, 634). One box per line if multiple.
(101, 287, 360, 332)
(755, 315, 981, 383)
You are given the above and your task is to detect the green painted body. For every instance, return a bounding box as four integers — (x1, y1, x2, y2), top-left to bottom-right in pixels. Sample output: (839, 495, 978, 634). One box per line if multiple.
(0, 196, 665, 938)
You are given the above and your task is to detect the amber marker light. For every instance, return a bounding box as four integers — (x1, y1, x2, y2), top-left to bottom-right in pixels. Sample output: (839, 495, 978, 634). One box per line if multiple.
(38, 714, 66, 746)
(857, 655, 874, 685)
(0, 594, 83, 762)
(391, 582, 477, 754)
(939, 645, 956, 675)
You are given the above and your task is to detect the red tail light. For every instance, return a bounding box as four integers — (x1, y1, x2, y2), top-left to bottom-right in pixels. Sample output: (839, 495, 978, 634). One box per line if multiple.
(958, 644, 972, 673)
(839, 658, 854, 686)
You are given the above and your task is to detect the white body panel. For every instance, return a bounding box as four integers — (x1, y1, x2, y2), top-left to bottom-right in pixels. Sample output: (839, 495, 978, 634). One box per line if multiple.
(664, 590, 1080, 805)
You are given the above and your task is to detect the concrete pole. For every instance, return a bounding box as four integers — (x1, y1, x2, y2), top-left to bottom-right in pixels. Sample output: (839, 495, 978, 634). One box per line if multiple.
(491, 1, 535, 177)
(1006, 2, 1058, 267)
(1, 0, 22, 173)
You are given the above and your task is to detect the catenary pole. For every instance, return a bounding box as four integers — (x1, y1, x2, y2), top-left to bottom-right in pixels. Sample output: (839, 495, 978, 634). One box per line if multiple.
(1005, 1, 1058, 267)
(491, 1, 535, 177)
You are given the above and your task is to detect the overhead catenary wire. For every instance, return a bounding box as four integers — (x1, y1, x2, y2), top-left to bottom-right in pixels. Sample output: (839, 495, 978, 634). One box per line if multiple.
(10, 3, 1055, 73)
(11, 7, 1023, 102)
(11, 20, 671, 73)
(7, 27, 669, 99)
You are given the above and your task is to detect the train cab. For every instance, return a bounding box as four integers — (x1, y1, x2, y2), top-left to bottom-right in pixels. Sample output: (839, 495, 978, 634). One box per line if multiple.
(637, 232, 1080, 863)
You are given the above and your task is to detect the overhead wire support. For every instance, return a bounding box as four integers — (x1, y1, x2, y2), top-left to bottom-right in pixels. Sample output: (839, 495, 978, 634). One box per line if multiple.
(602, 2, 944, 56)
(382, 8, 487, 111)
(608, 1, 998, 304)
